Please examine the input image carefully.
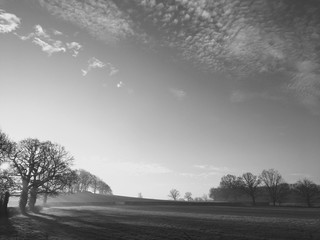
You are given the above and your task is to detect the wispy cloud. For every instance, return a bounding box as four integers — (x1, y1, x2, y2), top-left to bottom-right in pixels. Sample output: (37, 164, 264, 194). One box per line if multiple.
(36, 0, 320, 113)
(37, 0, 136, 44)
(230, 90, 283, 103)
(170, 88, 187, 100)
(82, 57, 119, 77)
(32, 37, 66, 56)
(17, 24, 82, 57)
(0, 9, 20, 33)
(100, 161, 172, 176)
(194, 165, 231, 173)
(81, 57, 105, 76)
(286, 61, 320, 115)
(117, 81, 124, 88)
(66, 42, 82, 57)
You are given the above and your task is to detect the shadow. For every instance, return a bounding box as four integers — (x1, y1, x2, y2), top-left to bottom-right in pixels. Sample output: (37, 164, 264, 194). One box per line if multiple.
(0, 217, 18, 238)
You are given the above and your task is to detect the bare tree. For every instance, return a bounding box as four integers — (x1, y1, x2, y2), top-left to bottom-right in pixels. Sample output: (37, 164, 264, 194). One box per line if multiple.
(0, 130, 12, 162)
(168, 189, 180, 201)
(27, 141, 73, 211)
(9, 139, 44, 213)
(294, 178, 320, 207)
(260, 169, 285, 206)
(184, 192, 193, 201)
(238, 172, 261, 205)
(40, 169, 78, 205)
(97, 179, 112, 195)
(219, 174, 242, 201)
(202, 194, 209, 202)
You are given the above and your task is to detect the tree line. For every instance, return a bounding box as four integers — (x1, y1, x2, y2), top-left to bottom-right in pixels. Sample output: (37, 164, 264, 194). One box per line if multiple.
(0, 129, 112, 217)
(209, 169, 320, 207)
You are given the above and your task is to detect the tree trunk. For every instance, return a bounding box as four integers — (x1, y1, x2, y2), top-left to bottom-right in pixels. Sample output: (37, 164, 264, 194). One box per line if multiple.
(19, 179, 29, 214)
(251, 195, 256, 206)
(43, 193, 48, 205)
(2, 191, 10, 217)
(28, 187, 37, 212)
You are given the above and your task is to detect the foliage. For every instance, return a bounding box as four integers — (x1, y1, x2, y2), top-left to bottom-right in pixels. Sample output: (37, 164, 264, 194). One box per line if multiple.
(260, 169, 287, 206)
(294, 178, 320, 207)
(238, 172, 261, 205)
(168, 189, 180, 201)
(184, 192, 193, 201)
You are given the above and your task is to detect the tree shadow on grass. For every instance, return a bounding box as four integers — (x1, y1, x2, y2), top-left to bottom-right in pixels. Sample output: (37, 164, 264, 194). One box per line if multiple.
(0, 208, 19, 239)
(22, 208, 218, 240)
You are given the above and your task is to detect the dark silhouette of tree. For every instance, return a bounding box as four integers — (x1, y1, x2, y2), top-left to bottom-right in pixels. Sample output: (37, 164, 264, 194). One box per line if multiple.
(0, 130, 13, 162)
(260, 169, 286, 206)
(8, 139, 73, 212)
(168, 189, 180, 200)
(27, 142, 73, 211)
(40, 169, 78, 205)
(294, 178, 320, 207)
(9, 139, 44, 213)
(69, 169, 112, 195)
(219, 174, 242, 201)
(238, 172, 261, 205)
(96, 179, 112, 195)
(184, 192, 193, 201)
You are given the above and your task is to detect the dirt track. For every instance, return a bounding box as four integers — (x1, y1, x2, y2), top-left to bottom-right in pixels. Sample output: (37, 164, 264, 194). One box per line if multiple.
(1, 205, 320, 239)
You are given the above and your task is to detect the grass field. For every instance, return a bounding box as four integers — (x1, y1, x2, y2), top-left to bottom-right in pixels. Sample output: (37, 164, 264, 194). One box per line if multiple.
(1, 204, 320, 240)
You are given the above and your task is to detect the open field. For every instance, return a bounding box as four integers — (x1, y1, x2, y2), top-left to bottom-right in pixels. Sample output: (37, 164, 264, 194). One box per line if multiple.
(1, 204, 320, 240)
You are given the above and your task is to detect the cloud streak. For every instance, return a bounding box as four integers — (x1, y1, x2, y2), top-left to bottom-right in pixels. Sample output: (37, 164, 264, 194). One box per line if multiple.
(0, 9, 20, 33)
(17, 24, 82, 57)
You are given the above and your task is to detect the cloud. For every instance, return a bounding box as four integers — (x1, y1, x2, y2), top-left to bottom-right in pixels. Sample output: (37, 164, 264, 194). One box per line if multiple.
(117, 81, 124, 88)
(101, 161, 172, 176)
(230, 90, 283, 103)
(286, 61, 320, 115)
(32, 37, 66, 56)
(107, 63, 119, 76)
(37, 0, 136, 44)
(179, 165, 235, 179)
(35, 0, 320, 113)
(81, 57, 106, 76)
(17, 24, 82, 57)
(66, 41, 82, 57)
(0, 9, 20, 33)
(170, 88, 187, 100)
(194, 165, 231, 173)
(82, 57, 119, 77)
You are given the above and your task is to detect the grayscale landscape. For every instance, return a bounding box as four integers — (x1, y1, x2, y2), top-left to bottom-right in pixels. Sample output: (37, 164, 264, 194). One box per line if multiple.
(1, 0, 320, 239)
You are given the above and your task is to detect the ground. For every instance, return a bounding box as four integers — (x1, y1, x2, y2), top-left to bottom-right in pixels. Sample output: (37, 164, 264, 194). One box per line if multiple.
(1, 205, 319, 240)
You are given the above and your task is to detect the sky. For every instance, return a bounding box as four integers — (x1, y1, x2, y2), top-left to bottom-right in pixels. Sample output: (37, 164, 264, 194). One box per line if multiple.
(1, 0, 320, 200)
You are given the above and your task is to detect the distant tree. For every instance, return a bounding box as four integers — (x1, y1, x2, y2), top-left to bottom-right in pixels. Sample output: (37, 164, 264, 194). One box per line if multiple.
(294, 178, 320, 207)
(138, 192, 143, 198)
(96, 179, 112, 195)
(238, 172, 261, 205)
(184, 192, 193, 201)
(260, 169, 285, 206)
(194, 197, 204, 202)
(209, 187, 220, 201)
(40, 169, 78, 205)
(76, 169, 94, 192)
(168, 189, 180, 201)
(0, 130, 13, 163)
(277, 183, 291, 205)
(202, 194, 209, 202)
(219, 174, 242, 201)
